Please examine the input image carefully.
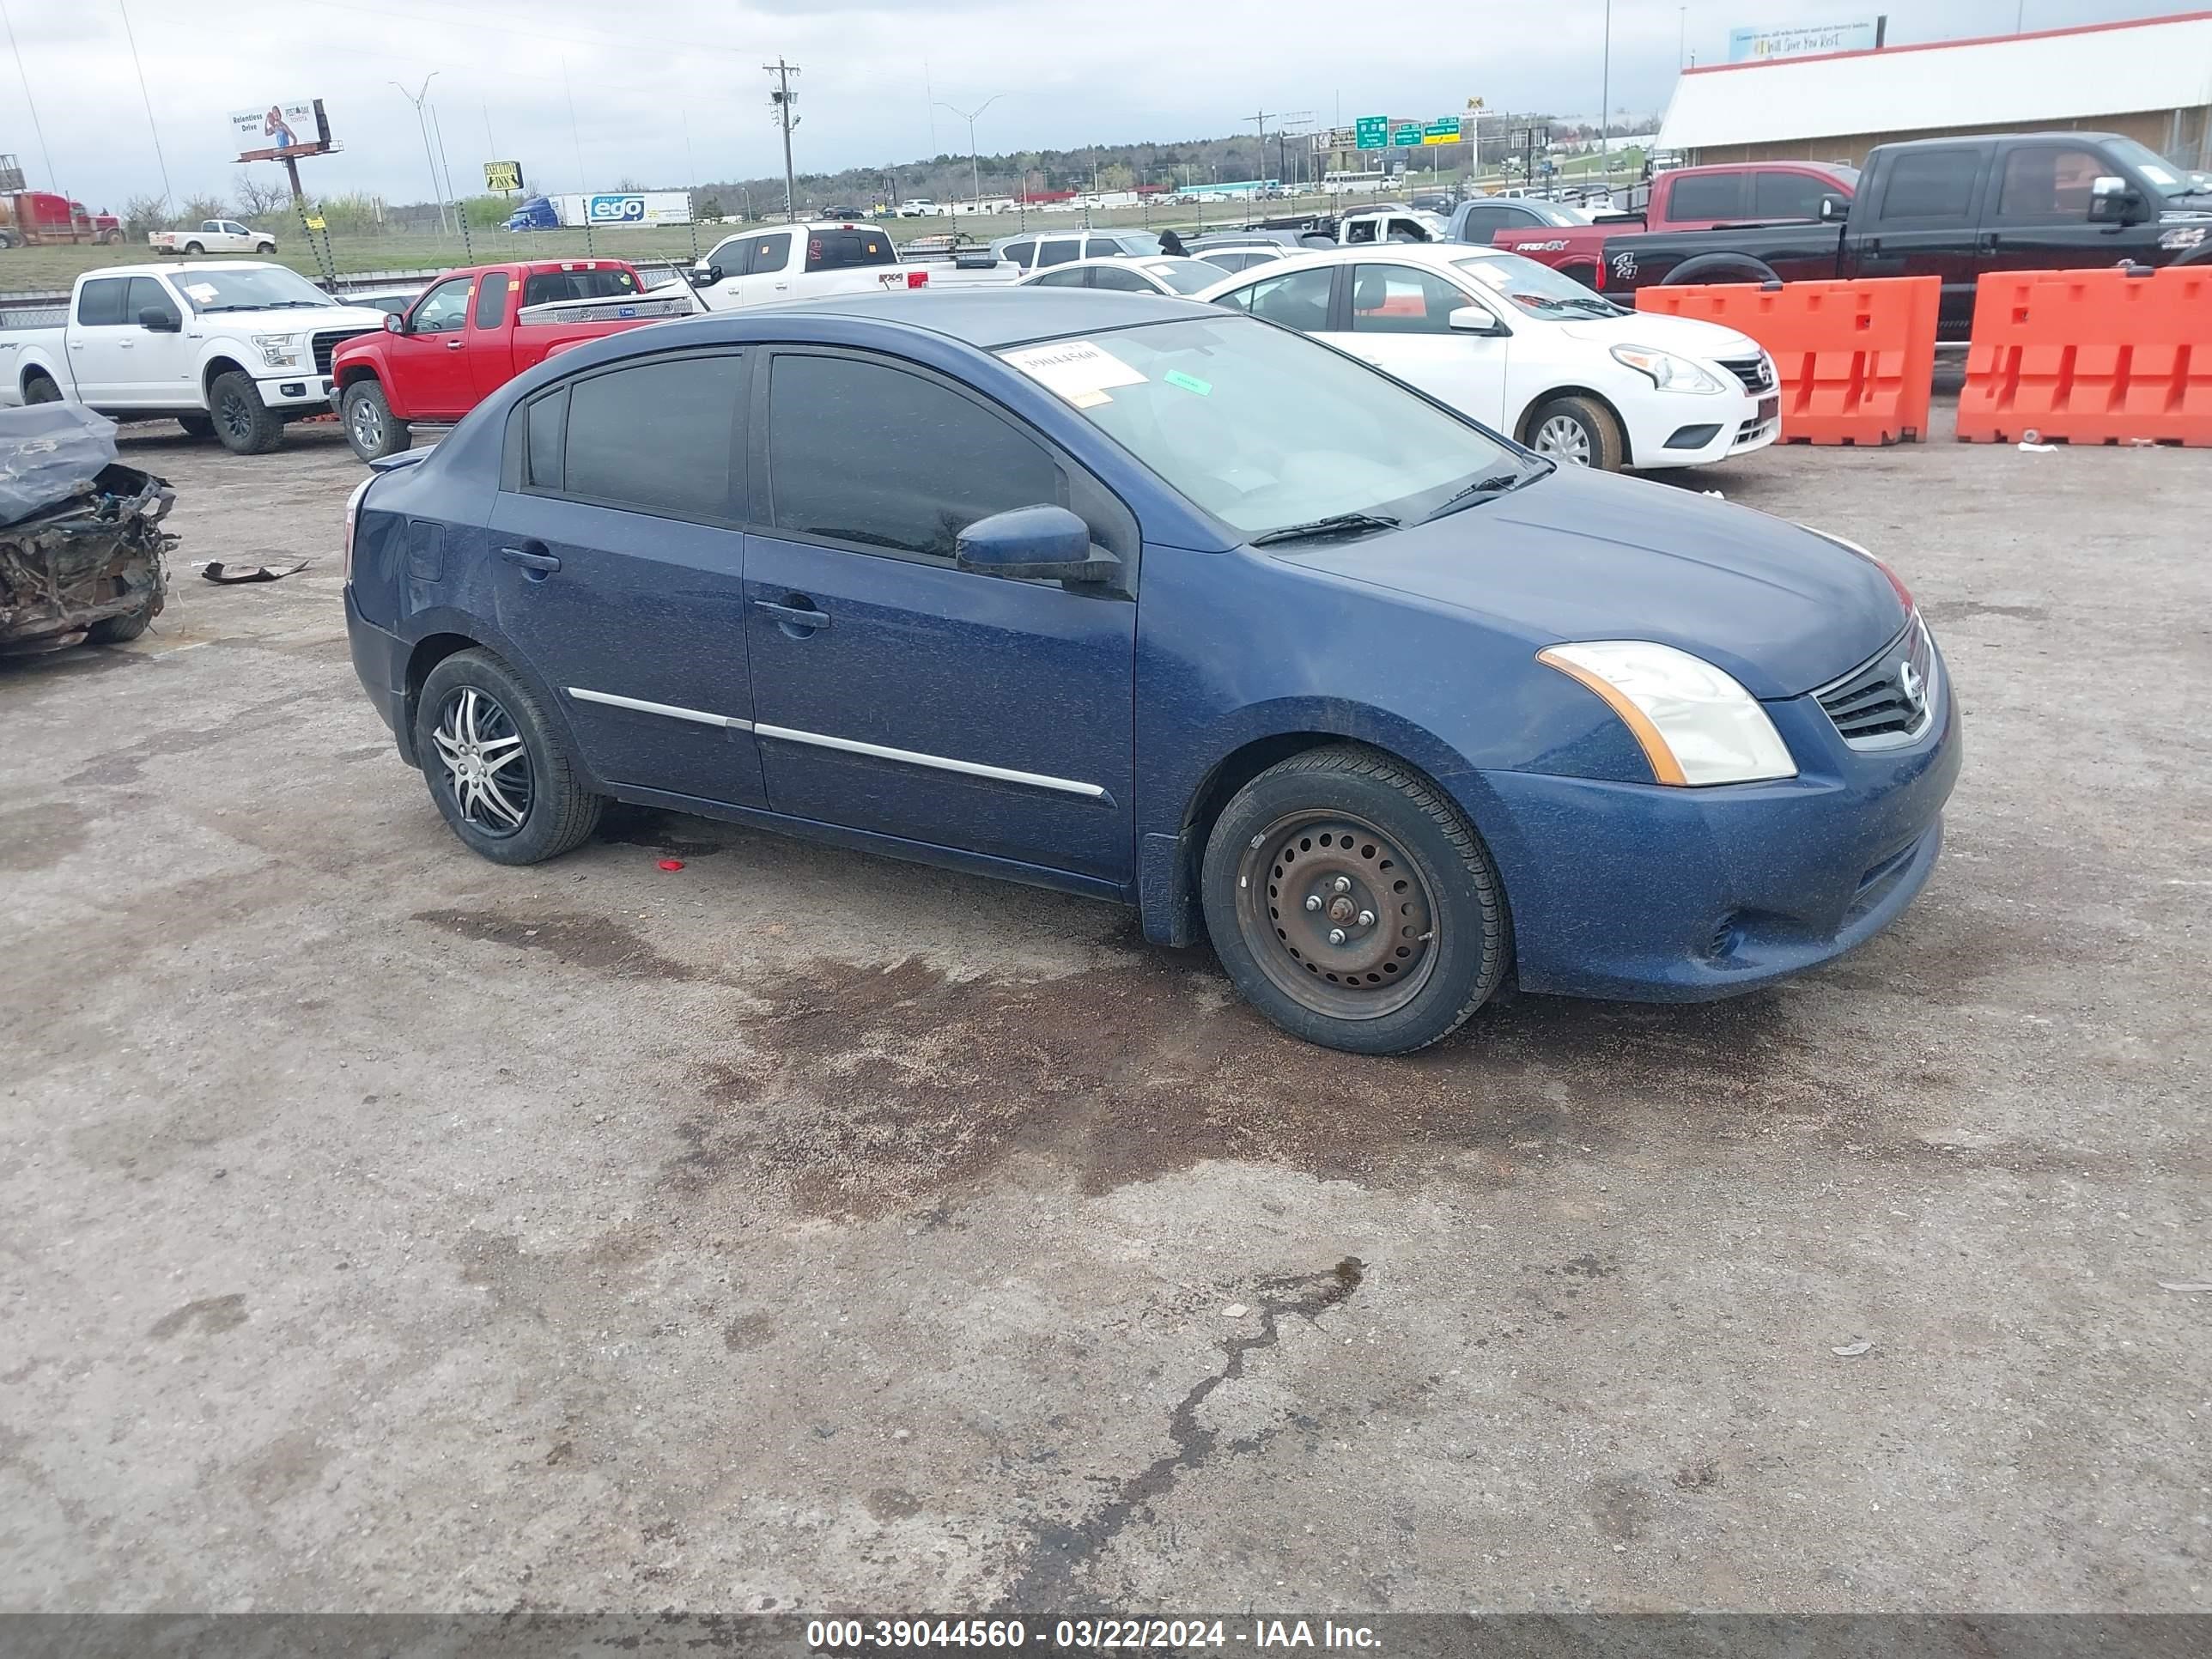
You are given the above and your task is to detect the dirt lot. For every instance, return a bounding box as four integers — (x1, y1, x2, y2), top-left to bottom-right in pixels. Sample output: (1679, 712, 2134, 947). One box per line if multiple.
(2, 411, 2207, 1617)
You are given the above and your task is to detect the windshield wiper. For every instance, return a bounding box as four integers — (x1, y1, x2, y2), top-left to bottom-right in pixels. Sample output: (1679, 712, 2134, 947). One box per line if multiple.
(1250, 511, 1401, 546)
(1420, 470, 1543, 521)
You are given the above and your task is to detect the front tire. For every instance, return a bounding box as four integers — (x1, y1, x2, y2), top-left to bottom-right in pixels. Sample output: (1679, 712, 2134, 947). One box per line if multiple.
(256, 240, 276, 253)
(207, 370, 284, 454)
(342, 380, 410, 461)
(87, 599, 155, 644)
(414, 649, 602, 866)
(1200, 744, 1509, 1054)
(1524, 394, 1625, 471)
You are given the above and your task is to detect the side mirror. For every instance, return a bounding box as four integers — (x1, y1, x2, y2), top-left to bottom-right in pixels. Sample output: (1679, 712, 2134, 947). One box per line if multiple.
(954, 505, 1119, 586)
(383, 312, 404, 332)
(1819, 195, 1846, 222)
(137, 307, 181, 332)
(2088, 175, 2142, 223)
(1449, 303, 1504, 335)
(687, 265, 721, 288)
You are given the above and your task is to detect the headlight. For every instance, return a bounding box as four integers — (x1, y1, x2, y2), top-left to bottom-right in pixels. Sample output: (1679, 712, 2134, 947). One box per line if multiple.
(252, 331, 301, 368)
(1609, 343, 1724, 393)
(1538, 641, 1796, 787)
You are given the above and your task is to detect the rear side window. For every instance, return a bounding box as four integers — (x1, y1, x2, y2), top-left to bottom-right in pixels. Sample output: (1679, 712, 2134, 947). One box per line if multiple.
(1219, 265, 1334, 333)
(805, 229, 894, 270)
(1038, 238, 1081, 268)
(76, 278, 128, 326)
(1879, 149, 1981, 221)
(519, 267, 640, 307)
(1028, 267, 1088, 288)
(559, 353, 743, 521)
(1750, 173, 1830, 221)
(768, 354, 1061, 560)
(1667, 172, 1746, 221)
(472, 271, 511, 329)
(525, 390, 566, 490)
(1090, 265, 1153, 292)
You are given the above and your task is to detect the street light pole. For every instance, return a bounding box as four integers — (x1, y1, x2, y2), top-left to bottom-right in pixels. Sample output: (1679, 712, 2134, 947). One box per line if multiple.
(935, 94, 1003, 214)
(391, 73, 451, 234)
(1599, 0, 1613, 189)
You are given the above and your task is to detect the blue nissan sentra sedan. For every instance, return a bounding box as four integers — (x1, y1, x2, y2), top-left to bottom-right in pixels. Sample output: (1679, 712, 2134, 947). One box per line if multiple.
(342, 290, 1959, 1054)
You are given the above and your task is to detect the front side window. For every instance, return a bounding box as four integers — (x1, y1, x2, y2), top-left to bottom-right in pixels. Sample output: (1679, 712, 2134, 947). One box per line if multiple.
(1090, 264, 1154, 293)
(998, 315, 1520, 536)
(1995, 147, 2106, 221)
(125, 276, 179, 325)
(472, 272, 511, 330)
(738, 234, 793, 276)
(1216, 264, 1334, 333)
(561, 353, 743, 520)
(768, 354, 1061, 560)
(410, 277, 473, 334)
(1038, 238, 1081, 268)
(76, 277, 128, 326)
(1348, 264, 1466, 334)
(1880, 149, 1981, 221)
(1455, 205, 1512, 241)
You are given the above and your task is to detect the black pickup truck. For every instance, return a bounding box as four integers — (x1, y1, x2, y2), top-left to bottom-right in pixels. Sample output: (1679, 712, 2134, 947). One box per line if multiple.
(1601, 132, 2212, 339)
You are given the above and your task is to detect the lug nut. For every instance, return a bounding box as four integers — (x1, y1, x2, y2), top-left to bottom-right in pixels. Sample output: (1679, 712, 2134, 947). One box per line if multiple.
(1334, 876, 1352, 894)
(1358, 909, 1375, 927)
(1304, 895, 1322, 912)
(1328, 927, 1347, 945)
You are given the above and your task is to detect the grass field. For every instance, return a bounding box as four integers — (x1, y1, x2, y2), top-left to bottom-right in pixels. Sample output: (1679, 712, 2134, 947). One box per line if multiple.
(0, 172, 1645, 295)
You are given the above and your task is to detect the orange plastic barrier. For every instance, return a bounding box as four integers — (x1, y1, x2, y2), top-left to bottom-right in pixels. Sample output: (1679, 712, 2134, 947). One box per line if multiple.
(1636, 276, 1939, 446)
(1957, 265, 2212, 447)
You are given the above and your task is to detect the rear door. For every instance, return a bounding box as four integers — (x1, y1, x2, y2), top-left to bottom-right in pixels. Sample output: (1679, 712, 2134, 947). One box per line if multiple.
(388, 275, 478, 420)
(739, 348, 1138, 881)
(486, 347, 767, 808)
(65, 277, 134, 403)
(801, 225, 905, 296)
(1978, 141, 2135, 277)
(1853, 146, 1992, 334)
(466, 270, 516, 400)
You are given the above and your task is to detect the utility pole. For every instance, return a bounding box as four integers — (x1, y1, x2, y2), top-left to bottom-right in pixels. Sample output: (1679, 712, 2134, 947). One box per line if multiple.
(391, 74, 452, 234)
(935, 94, 1003, 215)
(1247, 108, 1311, 191)
(1599, 0, 1613, 188)
(766, 58, 800, 222)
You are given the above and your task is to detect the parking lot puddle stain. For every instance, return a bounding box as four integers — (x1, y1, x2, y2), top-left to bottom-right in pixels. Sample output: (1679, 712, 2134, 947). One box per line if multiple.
(147, 1292, 248, 1340)
(411, 908, 708, 981)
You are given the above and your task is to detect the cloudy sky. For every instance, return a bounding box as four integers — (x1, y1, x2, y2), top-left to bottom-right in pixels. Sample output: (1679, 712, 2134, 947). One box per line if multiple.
(4, 0, 2185, 209)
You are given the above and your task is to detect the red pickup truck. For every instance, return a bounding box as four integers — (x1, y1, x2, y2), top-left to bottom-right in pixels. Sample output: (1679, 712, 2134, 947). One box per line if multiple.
(329, 259, 693, 461)
(1492, 162, 1859, 289)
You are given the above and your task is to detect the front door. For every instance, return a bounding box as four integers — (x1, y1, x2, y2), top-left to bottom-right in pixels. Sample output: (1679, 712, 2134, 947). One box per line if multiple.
(121, 276, 196, 406)
(1978, 142, 2138, 280)
(387, 275, 478, 421)
(486, 348, 767, 809)
(740, 348, 1137, 882)
(1322, 260, 1510, 430)
(732, 229, 797, 307)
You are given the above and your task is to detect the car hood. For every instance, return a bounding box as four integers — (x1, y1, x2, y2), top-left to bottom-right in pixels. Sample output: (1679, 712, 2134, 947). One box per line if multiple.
(1554, 309, 1763, 362)
(1279, 466, 1905, 700)
(205, 306, 391, 334)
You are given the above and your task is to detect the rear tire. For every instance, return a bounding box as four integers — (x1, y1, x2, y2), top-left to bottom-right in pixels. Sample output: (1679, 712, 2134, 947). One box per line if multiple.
(1524, 394, 1625, 471)
(1200, 744, 1510, 1054)
(414, 649, 602, 866)
(208, 370, 284, 454)
(342, 380, 410, 461)
(183, 240, 204, 255)
(22, 371, 61, 404)
(177, 413, 216, 441)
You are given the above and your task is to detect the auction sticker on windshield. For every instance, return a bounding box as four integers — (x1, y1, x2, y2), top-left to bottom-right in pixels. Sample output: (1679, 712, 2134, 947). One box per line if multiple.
(1001, 340, 1146, 409)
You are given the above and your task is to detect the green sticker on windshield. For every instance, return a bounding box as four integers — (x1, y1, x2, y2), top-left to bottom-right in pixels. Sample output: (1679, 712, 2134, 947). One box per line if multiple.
(1164, 369, 1212, 396)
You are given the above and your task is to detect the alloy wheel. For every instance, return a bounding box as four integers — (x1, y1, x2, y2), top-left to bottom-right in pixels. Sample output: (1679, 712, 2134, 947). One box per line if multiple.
(349, 398, 384, 453)
(1534, 414, 1593, 465)
(432, 685, 534, 836)
(216, 390, 254, 444)
(1234, 811, 1438, 1020)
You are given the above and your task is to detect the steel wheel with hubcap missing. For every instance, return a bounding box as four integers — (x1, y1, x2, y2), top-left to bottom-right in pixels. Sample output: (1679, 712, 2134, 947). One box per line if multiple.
(1237, 812, 1437, 1019)
(431, 685, 534, 837)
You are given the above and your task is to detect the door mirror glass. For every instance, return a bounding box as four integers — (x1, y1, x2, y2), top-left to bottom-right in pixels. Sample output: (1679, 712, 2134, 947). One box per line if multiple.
(137, 307, 182, 332)
(954, 505, 1116, 584)
(1819, 194, 1846, 222)
(1449, 303, 1502, 334)
(2087, 175, 2140, 222)
(383, 311, 404, 332)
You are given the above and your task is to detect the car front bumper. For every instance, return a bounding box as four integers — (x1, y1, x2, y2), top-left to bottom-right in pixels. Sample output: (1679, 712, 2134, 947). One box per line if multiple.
(256, 372, 336, 412)
(1459, 653, 1961, 1001)
(1620, 384, 1778, 469)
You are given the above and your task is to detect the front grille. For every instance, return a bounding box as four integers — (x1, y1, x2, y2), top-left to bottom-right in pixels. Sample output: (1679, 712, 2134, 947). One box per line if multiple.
(312, 329, 374, 376)
(1815, 615, 1938, 750)
(1717, 353, 1775, 393)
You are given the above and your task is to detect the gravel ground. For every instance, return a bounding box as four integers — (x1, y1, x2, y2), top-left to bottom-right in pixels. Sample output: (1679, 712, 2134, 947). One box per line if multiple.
(2, 408, 2207, 1617)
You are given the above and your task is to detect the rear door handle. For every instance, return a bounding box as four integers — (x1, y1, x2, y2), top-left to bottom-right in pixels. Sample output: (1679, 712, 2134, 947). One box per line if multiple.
(755, 598, 830, 629)
(500, 544, 561, 574)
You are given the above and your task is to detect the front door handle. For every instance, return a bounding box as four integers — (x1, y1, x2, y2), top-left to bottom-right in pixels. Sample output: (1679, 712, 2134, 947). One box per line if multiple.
(754, 598, 830, 630)
(501, 544, 561, 574)
(445, 338, 465, 349)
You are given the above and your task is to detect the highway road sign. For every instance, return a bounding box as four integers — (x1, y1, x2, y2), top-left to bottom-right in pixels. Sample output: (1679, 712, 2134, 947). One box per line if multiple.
(1355, 116, 1388, 150)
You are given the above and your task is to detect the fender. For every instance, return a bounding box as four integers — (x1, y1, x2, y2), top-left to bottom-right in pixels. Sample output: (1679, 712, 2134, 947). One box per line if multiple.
(396, 602, 603, 787)
(10, 343, 71, 399)
(1661, 252, 1785, 288)
(195, 347, 256, 398)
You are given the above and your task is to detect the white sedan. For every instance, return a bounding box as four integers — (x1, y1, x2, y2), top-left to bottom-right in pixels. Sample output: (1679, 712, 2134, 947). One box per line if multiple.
(1017, 256, 1224, 297)
(1195, 245, 1778, 471)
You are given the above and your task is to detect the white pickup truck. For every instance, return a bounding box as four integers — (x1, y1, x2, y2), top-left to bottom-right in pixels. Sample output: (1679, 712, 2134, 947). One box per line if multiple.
(686, 220, 1012, 310)
(149, 218, 278, 256)
(0, 262, 393, 453)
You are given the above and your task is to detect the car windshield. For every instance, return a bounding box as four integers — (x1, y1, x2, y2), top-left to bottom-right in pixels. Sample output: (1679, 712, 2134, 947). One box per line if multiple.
(998, 314, 1527, 538)
(2101, 137, 2203, 198)
(1140, 259, 1221, 295)
(1454, 254, 1626, 319)
(172, 265, 337, 313)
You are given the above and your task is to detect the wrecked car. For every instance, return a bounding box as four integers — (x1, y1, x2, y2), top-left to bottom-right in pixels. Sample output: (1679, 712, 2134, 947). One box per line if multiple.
(0, 403, 173, 653)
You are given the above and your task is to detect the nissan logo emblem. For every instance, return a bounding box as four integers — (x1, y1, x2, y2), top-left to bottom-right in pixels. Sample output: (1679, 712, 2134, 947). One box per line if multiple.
(1899, 659, 1924, 711)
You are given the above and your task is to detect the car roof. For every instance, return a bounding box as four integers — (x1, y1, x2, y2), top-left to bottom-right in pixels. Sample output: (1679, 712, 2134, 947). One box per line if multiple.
(1209, 244, 1499, 281)
(725, 287, 1200, 346)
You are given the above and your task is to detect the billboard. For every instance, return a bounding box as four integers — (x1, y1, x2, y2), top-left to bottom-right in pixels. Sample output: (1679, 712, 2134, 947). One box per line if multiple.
(483, 161, 524, 192)
(1728, 20, 1880, 62)
(230, 99, 327, 157)
(558, 192, 695, 228)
